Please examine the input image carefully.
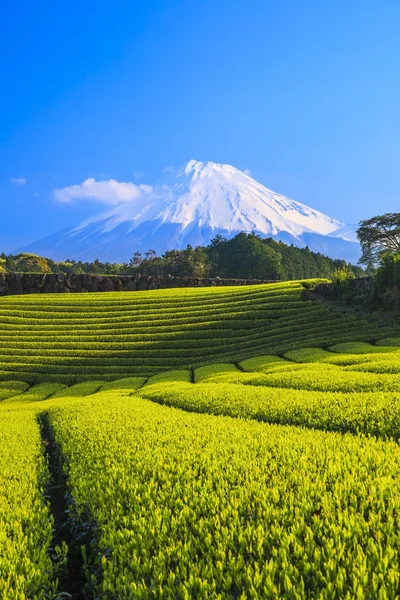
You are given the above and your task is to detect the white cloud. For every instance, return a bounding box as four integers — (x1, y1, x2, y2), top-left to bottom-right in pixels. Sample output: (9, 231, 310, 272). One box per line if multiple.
(244, 169, 252, 177)
(163, 166, 175, 173)
(10, 177, 26, 185)
(53, 177, 165, 206)
(133, 170, 145, 180)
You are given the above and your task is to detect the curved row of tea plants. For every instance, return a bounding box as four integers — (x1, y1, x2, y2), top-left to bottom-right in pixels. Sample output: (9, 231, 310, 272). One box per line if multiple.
(140, 379, 400, 439)
(2, 336, 400, 597)
(0, 280, 397, 383)
(0, 410, 55, 599)
(46, 393, 400, 599)
(138, 342, 400, 439)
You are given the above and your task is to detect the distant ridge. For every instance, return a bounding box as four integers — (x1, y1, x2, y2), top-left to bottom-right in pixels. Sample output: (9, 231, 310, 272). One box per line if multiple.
(20, 160, 360, 262)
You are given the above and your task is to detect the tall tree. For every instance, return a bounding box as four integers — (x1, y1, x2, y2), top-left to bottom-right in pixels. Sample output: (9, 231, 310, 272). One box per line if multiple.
(357, 213, 400, 266)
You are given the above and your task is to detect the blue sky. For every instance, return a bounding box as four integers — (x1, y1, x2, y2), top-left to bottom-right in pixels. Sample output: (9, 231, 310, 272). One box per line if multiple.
(1, 0, 399, 252)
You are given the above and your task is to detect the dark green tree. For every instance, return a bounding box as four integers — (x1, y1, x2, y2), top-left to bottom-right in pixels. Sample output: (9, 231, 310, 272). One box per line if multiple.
(357, 213, 400, 266)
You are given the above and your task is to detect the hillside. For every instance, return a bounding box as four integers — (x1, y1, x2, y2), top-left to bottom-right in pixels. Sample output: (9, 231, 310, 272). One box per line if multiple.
(2, 311, 400, 598)
(19, 160, 361, 262)
(0, 280, 396, 384)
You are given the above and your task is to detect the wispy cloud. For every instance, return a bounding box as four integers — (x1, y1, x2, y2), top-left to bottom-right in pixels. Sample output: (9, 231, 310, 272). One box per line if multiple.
(132, 170, 145, 180)
(163, 166, 175, 174)
(10, 177, 26, 185)
(268, 173, 295, 181)
(244, 169, 252, 177)
(53, 177, 167, 206)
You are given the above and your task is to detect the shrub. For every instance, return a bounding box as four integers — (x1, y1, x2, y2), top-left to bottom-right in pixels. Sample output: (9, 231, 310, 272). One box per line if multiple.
(48, 394, 400, 598)
(0, 410, 55, 597)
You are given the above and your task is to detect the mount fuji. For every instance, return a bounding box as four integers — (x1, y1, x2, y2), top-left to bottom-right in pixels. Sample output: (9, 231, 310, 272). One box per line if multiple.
(21, 160, 360, 263)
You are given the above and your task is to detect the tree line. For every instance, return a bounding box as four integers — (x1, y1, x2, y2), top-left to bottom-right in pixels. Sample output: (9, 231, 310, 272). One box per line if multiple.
(0, 233, 364, 280)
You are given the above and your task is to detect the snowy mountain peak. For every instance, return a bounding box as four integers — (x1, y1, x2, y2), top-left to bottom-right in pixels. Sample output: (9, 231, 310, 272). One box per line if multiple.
(183, 159, 246, 179)
(20, 160, 360, 263)
(150, 159, 345, 238)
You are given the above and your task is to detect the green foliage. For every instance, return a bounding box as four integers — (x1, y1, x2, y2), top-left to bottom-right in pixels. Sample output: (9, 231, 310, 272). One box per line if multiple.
(0, 410, 55, 598)
(207, 232, 284, 279)
(12, 252, 52, 273)
(4, 382, 66, 402)
(194, 363, 240, 382)
(284, 347, 334, 363)
(326, 266, 356, 301)
(1, 232, 363, 280)
(51, 380, 105, 398)
(0, 379, 29, 400)
(140, 377, 400, 439)
(99, 377, 147, 391)
(47, 394, 400, 598)
(372, 253, 400, 308)
(243, 362, 400, 393)
(357, 212, 400, 266)
(239, 354, 286, 371)
(376, 337, 400, 347)
(3, 333, 400, 596)
(146, 370, 191, 385)
(0, 281, 396, 383)
(331, 266, 355, 285)
(329, 341, 398, 354)
(375, 253, 400, 288)
(134, 244, 210, 278)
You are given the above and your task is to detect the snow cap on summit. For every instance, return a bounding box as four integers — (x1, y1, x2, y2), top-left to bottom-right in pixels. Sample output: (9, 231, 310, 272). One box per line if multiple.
(19, 160, 360, 262)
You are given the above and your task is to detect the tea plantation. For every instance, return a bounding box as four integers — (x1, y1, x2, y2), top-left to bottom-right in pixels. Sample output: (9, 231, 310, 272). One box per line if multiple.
(2, 280, 400, 599)
(0, 280, 395, 383)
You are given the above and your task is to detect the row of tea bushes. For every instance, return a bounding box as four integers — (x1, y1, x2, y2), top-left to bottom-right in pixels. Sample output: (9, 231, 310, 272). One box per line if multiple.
(48, 393, 400, 599)
(140, 379, 400, 439)
(0, 281, 396, 383)
(0, 410, 55, 599)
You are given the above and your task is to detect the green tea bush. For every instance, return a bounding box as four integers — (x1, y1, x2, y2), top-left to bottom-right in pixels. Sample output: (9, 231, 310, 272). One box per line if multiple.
(0, 380, 30, 400)
(346, 359, 400, 374)
(51, 380, 106, 398)
(0, 281, 396, 382)
(140, 381, 400, 439)
(0, 410, 56, 598)
(145, 370, 192, 385)
(233, 362, 400, 393)
(329, 341, 399, 354)
(239, 355, 286, 372)
(284, 347, 334, 363)
(194, 363, 239, 382)
(48, 394, 400, 599)
(99, 377, 147, 391)
(376, 337, 400, 347)
(4, 382, 67, 403)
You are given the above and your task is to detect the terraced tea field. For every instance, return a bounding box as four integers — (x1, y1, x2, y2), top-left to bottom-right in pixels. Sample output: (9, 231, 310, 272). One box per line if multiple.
(2, 281, 400, 598)
(0, 280, 396, 383)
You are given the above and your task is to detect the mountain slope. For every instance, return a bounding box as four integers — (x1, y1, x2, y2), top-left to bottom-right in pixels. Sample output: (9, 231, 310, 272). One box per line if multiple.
(20, 160, 360, 262)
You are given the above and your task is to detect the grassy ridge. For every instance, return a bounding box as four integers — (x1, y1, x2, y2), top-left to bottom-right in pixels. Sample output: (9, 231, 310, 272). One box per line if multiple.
(0, 280, 397, 383)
